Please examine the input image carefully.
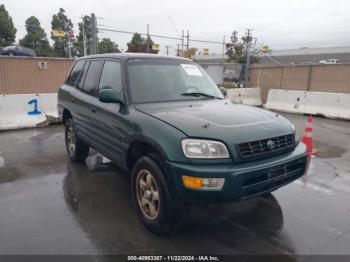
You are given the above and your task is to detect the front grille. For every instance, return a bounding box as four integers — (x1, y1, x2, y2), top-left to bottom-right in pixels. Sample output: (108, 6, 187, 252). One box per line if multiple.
(236, 134, 295, 160)
(240, 159, 306, 199)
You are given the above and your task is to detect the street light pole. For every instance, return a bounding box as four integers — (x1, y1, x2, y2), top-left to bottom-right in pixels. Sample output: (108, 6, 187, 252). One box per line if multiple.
(244, 29, 252, 86)
(146, 24, 150, 53)
(65, 21, 72, 58)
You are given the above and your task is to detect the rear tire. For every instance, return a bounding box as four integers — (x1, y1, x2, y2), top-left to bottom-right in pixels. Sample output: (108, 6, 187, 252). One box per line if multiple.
(131, 155, 182, 234)
(65, 118, 89, 162)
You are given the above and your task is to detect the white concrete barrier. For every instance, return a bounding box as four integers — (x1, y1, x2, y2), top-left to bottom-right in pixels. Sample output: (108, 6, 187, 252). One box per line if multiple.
(226, 87, 262, 106)
(0, 93, 59, 131)
(265, 89, 350, 120)
(40, 93, 59, 122)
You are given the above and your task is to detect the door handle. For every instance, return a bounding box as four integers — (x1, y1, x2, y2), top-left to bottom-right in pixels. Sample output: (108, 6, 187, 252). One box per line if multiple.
(70, 97, 75, 102)
(90, 107, 97, 113)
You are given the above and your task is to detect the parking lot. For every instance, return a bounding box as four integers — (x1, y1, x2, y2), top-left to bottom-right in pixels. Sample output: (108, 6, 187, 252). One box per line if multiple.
(0, 112, 350, 259)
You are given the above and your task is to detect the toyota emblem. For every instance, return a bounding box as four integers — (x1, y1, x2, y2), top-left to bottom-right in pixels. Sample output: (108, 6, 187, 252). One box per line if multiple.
(267, 140, 276, 150)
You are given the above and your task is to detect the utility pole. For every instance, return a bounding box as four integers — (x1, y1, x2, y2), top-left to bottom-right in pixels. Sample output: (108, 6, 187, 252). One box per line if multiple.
(181, 30, 184, 57)
(222, 35, 226, 58)
(146, 24, 150, 53)
(90, 13, 97, 55)
(244, 29, 252, 86)
(81, 16, 87, 56)
(165, 45, 171, 55)
(186, 30, 190, 51)
(222, 35, 226, 85)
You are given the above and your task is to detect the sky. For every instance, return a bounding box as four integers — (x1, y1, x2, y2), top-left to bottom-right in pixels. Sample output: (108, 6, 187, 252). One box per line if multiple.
(2, 0, 350, 55)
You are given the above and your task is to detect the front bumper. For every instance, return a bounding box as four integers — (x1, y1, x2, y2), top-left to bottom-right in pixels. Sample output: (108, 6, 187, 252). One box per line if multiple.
(166, 142, 308, 202)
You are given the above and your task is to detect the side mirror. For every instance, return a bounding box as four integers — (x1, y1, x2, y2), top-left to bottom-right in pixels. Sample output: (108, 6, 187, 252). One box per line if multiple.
(98, 89, 123, 104)
(219, 87, 227, 97)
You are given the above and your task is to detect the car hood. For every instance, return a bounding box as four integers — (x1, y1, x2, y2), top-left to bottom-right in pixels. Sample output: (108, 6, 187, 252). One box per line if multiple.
(135, 100, 294, 144)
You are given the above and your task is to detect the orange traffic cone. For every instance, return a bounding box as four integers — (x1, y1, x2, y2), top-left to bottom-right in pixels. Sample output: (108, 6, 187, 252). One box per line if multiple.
(302, 115, 317, 156)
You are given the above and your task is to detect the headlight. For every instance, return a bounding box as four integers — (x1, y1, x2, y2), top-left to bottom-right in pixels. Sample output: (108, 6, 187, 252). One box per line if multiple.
(181, 139, 230, 159)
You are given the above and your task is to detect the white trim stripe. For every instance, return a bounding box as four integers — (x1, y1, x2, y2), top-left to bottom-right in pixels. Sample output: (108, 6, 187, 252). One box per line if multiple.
(305, 132, 313, 137)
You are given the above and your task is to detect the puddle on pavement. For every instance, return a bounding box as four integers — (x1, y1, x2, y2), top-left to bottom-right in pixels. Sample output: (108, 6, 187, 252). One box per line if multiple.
(30, 130, 64, 143)
(0, 156, 4, 168)
(313, 140, 347, 158)
(0, 166, 24, 183)
(62, 157, 294, 255)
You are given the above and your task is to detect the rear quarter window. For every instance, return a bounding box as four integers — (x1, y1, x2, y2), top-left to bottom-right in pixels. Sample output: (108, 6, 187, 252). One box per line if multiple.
(82, 60, 104, 95)
(66, 60, 85, 87)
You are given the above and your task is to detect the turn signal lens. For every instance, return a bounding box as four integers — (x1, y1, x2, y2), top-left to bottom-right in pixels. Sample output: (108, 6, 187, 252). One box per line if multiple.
(182, 176, 225, 190)
(183, 176, 203, 189)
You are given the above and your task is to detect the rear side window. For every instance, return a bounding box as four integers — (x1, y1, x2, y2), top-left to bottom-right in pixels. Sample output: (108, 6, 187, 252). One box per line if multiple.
(82, 60, 104, 95)
(66, 60, 85, 87)
(98, 61, 122, 92)
(77, 61, 90, 89)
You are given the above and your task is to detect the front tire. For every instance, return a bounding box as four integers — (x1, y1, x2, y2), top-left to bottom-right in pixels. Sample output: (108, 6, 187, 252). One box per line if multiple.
(131, 155, 181, 234)
(65, 118, 89, 162)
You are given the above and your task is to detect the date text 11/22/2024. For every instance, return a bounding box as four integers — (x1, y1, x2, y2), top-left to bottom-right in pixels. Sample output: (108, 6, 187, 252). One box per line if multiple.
(127, 256, 220, 261)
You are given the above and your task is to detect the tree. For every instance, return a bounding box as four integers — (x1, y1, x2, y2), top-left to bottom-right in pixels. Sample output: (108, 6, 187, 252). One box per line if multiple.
(131, 33, 143, 45)
(0, 4, 16, 47)
(183, 47, 198, 59)
(51, 8, 75, 57)
(126, 33, 158, 53)
(98, 38, 120, 54)
(74, 15, 91, 56)
(145, 35, 154, 52)
(225, 30, 259, 64)
(127, 33, 145, 52)
(19, 16, 53, 57)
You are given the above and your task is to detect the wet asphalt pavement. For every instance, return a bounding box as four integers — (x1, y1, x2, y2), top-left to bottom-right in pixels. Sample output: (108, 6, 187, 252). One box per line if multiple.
(0, 112, 350, 259)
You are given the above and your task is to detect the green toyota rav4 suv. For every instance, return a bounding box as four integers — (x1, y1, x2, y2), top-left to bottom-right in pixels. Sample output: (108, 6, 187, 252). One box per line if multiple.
(58, 53, 309, 233)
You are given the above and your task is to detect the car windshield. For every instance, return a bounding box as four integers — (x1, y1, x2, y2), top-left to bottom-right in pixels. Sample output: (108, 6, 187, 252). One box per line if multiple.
(127, 59, 223, 103)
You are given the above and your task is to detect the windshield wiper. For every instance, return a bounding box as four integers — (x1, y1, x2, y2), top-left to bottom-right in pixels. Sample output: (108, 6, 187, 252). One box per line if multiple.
(181, 92, 223, 100)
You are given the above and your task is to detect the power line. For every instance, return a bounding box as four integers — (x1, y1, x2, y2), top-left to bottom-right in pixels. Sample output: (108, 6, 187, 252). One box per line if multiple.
(190, 38, 223, 45)
(98, 27, 182, 41)
(98, 24, 228, 57)
(168, 17, 180, 37)
(99, 25, 225, 45)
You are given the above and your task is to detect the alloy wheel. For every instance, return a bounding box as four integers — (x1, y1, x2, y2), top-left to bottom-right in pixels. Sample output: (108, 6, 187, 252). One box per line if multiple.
(66, 126, 76, 156)
(136, 169, 160, 220)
